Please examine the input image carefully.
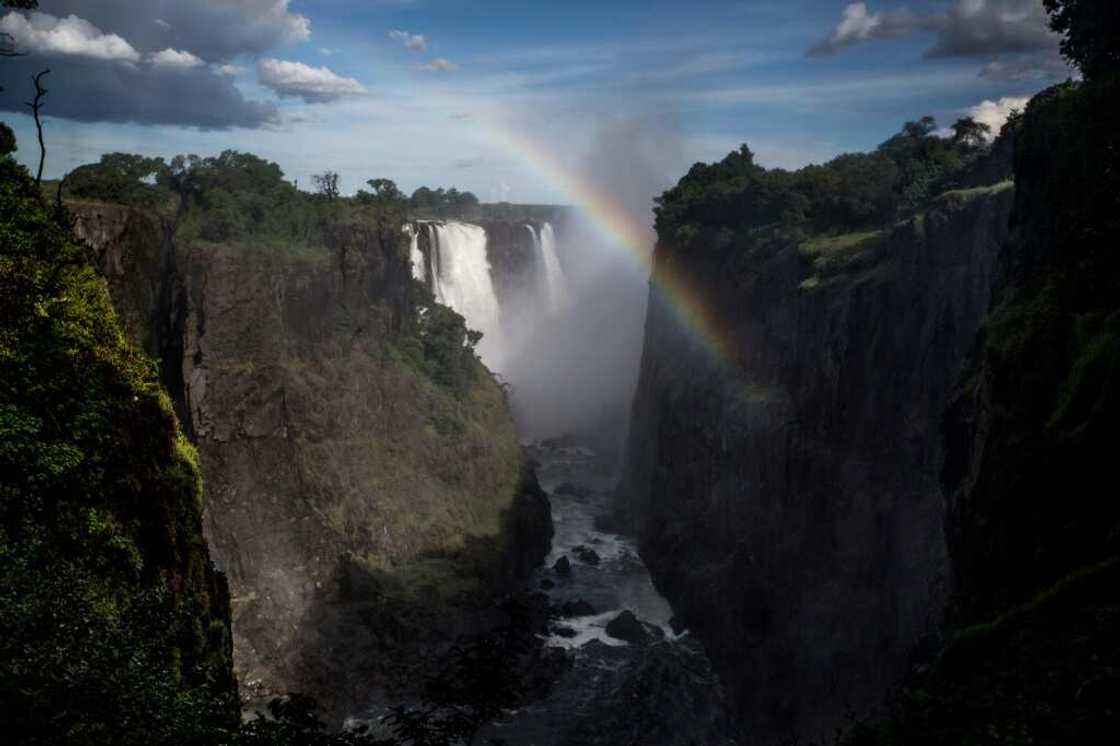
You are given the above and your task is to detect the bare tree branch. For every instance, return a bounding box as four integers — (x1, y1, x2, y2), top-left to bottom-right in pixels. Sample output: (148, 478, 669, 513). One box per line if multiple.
(25, 68, 49, 186)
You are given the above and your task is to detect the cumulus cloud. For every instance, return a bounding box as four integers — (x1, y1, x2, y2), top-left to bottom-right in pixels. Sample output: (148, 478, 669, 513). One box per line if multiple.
(965, 96, 1031, 137)
(217, 63, 244, 77)
(808, 3, 923, 55)
(418, 57, 458, 73)
(43, 0, 310, 62)
(389, 29, 426, 51)
(0, 11, 140, 61)
(257, 58, 367, 103)
(150, 47, 205, 69)
(0, 6, 280, 127)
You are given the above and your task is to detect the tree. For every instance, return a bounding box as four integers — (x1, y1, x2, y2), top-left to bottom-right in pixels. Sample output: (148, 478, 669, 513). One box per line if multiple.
(65, 153, 167, 205)
(901, 116, 938, 139)
(313, 171, 340, 200)
(367, 178, 403, 201)
(0, 121, 14, 156)
(25, 68, 49, 185)
(1044, 0, 1120, 79)
(950, 117, 991, 148)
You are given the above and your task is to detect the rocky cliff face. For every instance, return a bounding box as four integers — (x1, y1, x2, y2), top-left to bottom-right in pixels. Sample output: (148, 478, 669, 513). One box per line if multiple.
(619, 185, 1014, 743)
(73, 204, 551, 716)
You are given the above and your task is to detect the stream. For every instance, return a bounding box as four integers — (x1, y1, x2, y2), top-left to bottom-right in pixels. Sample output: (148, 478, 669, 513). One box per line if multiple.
(485, 439, 739, 745)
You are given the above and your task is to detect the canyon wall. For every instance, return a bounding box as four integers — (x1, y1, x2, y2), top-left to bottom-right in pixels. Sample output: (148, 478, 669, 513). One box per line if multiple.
(73, 204, 552, 716)
(619, 183, 1014, 743)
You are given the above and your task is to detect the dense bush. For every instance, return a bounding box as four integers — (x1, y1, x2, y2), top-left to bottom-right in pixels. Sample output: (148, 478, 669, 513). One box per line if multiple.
(0, 141, 236, 743)
(654, 115, 999, 249)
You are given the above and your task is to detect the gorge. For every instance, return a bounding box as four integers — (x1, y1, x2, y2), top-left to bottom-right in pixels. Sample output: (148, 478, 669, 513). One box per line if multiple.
(2, 2, 1119, 744)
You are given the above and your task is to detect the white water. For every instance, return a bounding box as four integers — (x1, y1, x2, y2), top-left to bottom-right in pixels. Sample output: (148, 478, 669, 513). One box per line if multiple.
(429, 221, 505, 368)
(405, 225, 426, 282)
(538, 223, 568, 313)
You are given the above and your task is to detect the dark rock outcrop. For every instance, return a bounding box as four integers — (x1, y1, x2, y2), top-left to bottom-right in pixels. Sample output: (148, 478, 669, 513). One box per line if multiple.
(619, 184, 1014, 742)
(73, 203, 552, 718)
(552, 556, 572, 577)
(605, 611, 650, 644)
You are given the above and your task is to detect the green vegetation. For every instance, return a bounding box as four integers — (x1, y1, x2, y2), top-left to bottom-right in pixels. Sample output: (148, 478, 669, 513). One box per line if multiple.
(0, 138, 235, 743)
(408, 185, 480, 218)
(1044, 0, 1120, 80)
(654, 114, 1009, 252)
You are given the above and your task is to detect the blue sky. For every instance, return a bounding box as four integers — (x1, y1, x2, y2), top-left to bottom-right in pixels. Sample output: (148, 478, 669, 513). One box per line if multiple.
(0, 1, 1071, 204)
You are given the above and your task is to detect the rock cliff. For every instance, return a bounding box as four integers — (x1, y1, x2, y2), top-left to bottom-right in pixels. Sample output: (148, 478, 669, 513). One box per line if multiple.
(73, 201, 552, 716)
(619, 182, 1014, 742)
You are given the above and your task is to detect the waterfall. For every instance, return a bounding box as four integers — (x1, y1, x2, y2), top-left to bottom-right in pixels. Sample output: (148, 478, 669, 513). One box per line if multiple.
(405, 224, 426, 282)
(429, 221, 504, 367)
(538, 222, 568, 312)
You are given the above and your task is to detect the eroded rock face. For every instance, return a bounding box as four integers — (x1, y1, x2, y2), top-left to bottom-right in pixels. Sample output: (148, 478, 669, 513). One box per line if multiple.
(618, 186, 1014, 743)
(74, 204, 551, 718)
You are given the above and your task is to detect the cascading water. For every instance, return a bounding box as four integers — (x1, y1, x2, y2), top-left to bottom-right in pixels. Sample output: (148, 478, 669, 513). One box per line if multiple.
(405, 224, 426, 282)
(538, 223, 568, 313)
(428, 221, 505, 368)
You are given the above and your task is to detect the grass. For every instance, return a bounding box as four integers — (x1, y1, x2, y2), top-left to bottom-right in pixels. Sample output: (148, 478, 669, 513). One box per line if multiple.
(934, 179, 1014, 208)
(799, 229, 883, 257)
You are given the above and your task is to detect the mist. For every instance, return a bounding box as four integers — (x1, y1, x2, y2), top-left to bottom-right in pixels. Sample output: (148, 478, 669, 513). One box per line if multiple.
(492, 112, 685, 454)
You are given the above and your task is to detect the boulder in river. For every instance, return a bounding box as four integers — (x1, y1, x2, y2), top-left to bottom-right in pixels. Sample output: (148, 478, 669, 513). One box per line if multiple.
(573, 545, 601, 565)
(669, 616, 687, 636)
(539, 577, 555, 590)
(550, 624, 578, 638)
(553, 555, 572, 577)
(605, 610, 650, 644)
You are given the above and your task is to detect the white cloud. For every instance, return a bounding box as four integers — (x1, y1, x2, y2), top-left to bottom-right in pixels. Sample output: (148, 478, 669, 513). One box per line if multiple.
(419, 57, 458, 73)
(217, 63, 245, 77)
(809, 2, 919, 55)
(150, 48, 205, 69)
(257, 58, 367, 103)
(44, 0, 310, 61)
(319, 47, 333, 56)
(0, 11, 140, 61)
(965, 96, 1031, 138)
(389, 29, 426, 51)
(266, 0, 311, 43)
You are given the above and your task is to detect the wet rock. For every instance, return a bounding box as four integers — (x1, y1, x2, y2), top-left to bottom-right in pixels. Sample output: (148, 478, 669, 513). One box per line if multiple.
(573, 545, 601, 565)
(556, 483, 593, 499)
(553, 556, 572, 577)
(605, 610, 649, 644)
(669, 616, 687, 636)
(550, 624, 578, 638)
(539, 578, 555, 590)
(559, 599, 597, 618)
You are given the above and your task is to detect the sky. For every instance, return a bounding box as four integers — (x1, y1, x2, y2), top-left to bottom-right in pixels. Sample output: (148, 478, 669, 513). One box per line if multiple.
(0, 1, 1073, 205)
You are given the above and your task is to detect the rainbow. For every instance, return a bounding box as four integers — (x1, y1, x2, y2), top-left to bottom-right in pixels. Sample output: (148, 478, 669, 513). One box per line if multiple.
(492, 123, 737, 369)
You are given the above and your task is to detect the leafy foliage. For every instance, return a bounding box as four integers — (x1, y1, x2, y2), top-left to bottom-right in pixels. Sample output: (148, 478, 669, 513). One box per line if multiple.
(654, 115, 1000, 249)
(1044, 0, 1120, 79)
(0, 141, 235, 743)
(409, 186, 480, 218)
(65, 152, 167, 206)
